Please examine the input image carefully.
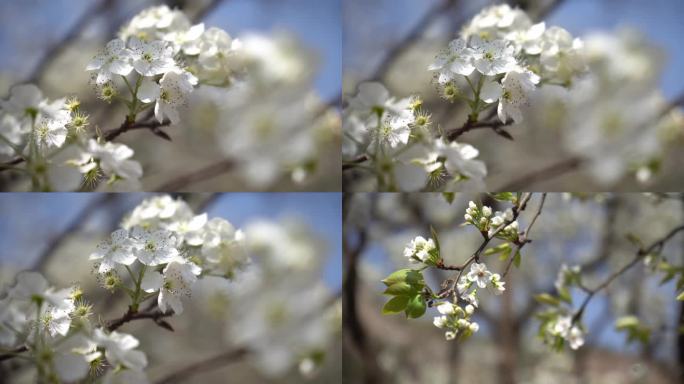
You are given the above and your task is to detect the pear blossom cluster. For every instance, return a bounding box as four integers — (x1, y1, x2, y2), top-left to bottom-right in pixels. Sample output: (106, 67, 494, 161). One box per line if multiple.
(343, 82, 486, 191)
(430, 4, 585, 125)
(88, 5, 244, 124)
(95, 195, 248, 315)
(464, 200, 519, 241)
(0, 272, 149, 383)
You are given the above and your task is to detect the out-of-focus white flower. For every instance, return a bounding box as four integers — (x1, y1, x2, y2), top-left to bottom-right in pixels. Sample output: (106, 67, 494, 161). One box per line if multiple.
(86, 39, 134, 85)
(436, 302, 457, 315)
(0, 114, 23, 155)
(197, 27, 244, 85)
(568, 326, 585, 349)
(434, 139, 487, 181)
(93, 328, 148, 371)
(1, 84, 44, 121)
(433, 315, 448, 329)
(122, 195, 194, 230)
(201, 218, 248, 276)
(164, 23, 204, 55)
(73, 139, 142, 182)
(462, 4, 531, 40)
(119, 5, 190, 42)
(166, 213, 207, 246)
(34, 112, 70, 153)
(506, 22, 546, 55)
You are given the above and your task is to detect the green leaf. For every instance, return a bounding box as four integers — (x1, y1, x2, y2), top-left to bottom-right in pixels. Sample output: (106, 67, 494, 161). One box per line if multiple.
(483, 243, 510, 257)
(430, 226, 440, 253)
(625, 233, 643, 248)
(382, 269, 411, 287)
(499, 246, 511, 261)
(615, 316, 640, 330)
(442, 192, 455, 204)
(558, 287, 572, 304)
(513, 250, 522, 268)
(534, 293, 560, 307)
(405, 270, 425, 286)
(490, 192, 516, 203)
(382, 296, 409, 315)
(383, 282, 414, 296)
(405, 295, 427, 319)
(677, 291, 684, 301)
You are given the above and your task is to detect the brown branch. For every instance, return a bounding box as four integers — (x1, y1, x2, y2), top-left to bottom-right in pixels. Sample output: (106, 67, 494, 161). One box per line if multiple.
(105, 306, 174, 332)
(342, 154, 369, 170)
(33, 194, 114, 272)
(495, 156, 583, 191)
(101, 118, 172, 142)
(154, 347, 249, 384)
(0, 346, 28, 362)
(503, 193, 547, 278)
(155, 158, 236, 191)
(572, 224, 684, 323)
(446, 119, 514, 141)
(28, 0, 116, 83)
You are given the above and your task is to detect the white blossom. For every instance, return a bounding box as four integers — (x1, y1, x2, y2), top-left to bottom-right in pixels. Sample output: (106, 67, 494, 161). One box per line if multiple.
(466, 263, 492, 288)
(90, 229, 136, 273)
(128, 37, 176, 77)
(131, 228, 179, 266)
(93, 328, 148, 371)
(86, 39, 134, 85)
(497, 69, 539, 123)
(141, 257, 201, 314)
(436, 301, 457, 315)
(138, 69, 197, 124)
(470, 37, 517, 76)
(428, 38, 475, 80)
(403, 236, 436, 263)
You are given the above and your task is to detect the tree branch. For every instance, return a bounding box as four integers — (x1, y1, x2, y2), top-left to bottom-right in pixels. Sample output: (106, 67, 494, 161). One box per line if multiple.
(446, 119, 514, 141)
(155, 158, 236, 191)
(495, 156, 583, 191)
(154, 347, 249, 384)
(0, 346, 28, 362)
(572, 224, 684, 323)
(101, 118, 172, 142)
(105, 306, 174, 332)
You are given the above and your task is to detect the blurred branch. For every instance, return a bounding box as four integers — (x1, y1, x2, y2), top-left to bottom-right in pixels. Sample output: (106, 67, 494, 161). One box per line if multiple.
(154, 347, 249, 384)
(369, 0, 459, 82)
(0, 346, 28, 362)
(343, 204, 382, 384)
(154, 159, 236, 191)
(572, 223, 684, 324)
(27, 0, 116, 83)
(495, 156, 583, 191)
(191, 0, 228, 23)
(32, 194, 115, 272)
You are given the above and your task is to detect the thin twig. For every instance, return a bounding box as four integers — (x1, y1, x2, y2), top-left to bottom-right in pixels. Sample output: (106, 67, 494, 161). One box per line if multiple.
(0, 346, 28, 362)
(105, 306, 174, 332)
(446, 119, 514, 141)
(155, 158, 236, 191)
(503, 193, 547, 278)
(101, 119, 172, 142)
(572, 224, 684, 323)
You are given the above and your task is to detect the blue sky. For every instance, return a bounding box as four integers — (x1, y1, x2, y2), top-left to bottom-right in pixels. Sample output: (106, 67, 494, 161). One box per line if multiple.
(0, 193, 341, 290)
